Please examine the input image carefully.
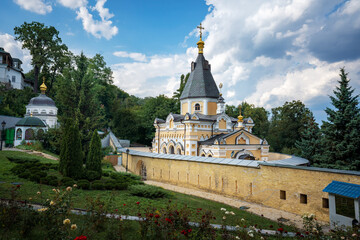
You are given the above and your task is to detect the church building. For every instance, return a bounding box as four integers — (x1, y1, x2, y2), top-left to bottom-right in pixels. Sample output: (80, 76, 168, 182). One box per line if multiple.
(152, 25, 269, 160)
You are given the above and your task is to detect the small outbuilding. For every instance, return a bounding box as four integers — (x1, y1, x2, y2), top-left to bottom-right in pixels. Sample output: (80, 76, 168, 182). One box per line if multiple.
(14, 117, 47, 146)
(323, 181, 360, 228)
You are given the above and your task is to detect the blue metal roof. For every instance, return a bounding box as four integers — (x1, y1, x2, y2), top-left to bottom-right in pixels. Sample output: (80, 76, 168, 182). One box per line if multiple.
(323, 181, 360, 199)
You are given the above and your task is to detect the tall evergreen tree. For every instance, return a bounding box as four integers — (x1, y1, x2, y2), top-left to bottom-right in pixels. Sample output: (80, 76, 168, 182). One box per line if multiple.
(59, 120, 83, 179)
(295, 113, 321, 164)
(86, 129, 102, 175)
(320, 68, 360, 170)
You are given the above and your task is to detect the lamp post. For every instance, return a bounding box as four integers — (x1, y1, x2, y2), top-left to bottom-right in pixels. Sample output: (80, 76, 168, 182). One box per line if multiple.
(1, 121, 6, 151)
(126, 148, 130, 172)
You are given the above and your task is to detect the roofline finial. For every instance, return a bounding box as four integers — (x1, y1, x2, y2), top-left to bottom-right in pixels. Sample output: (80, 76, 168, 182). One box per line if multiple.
(197, 23, 205, 54)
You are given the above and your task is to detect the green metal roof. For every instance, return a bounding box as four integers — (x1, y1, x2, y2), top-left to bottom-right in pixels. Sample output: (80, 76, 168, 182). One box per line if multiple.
(15, 117, 46, 127)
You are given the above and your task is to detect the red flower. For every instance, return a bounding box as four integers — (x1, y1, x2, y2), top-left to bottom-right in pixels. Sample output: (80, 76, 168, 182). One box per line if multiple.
(136, 202, 140, 205)
(74, 236, 87, 240)
(188, 229, 192, 233)
(269, 225, 273, 228)
(123, 204, 126, 206)
(149, 213, 154, 218)
(277, 228, 284, 232)
(115, 209, 118, 212)
(155, 214, 160, 218)
(305, 231, 309, 235)
(165, 218, 172, 223)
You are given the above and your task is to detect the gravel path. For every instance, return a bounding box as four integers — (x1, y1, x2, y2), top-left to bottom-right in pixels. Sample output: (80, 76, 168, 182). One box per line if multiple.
(3, 147, 58, 161)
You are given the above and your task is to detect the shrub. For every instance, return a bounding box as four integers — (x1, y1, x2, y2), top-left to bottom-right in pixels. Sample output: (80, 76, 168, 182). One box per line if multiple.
(85, 170, 101, 181)
(18, 170, 31, 179)
(77, 179, 90, 190)
(102, 171, 110, 177)
(29, 173, 42, 183)
(110, 172, 142, 185)
(61, 177, 75, 187)
(91, 180, 104, 190)
(129, 185, 168, 199)
(115, 182, 128, 190)
(104, 180, 117, 190)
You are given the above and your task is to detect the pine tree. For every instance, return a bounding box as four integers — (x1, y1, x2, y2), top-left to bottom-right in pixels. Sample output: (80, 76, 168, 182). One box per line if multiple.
(59, 120, 84, 179)
(295, 114, 321, 164)
(320, 68, 360, 170)
(86, 129, 102, 175)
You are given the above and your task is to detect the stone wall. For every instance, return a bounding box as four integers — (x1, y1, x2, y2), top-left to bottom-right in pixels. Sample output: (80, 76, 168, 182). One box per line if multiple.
(123, 152, 360, 222)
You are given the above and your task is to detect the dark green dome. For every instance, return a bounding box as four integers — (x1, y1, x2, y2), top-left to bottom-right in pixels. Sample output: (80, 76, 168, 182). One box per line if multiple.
(16, 117, 46, 127)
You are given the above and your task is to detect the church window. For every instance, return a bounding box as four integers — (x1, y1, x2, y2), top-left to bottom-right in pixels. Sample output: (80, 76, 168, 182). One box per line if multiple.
(169, 145, 175, 154)
(33, 109, 38, 115)
(16, 128, 22, 140)
(201, 153, 205, 157)
(12, 76, 15, 82)
(322, 198, 329, 208)
(162, 147, 167, 154)
(300, 194, 307, 204)
(280, 190, 286, 200)
(25, 129, 34, 140)
(41, 110, 46, 114)
(195, 103, 200, 111)
(177, 148, 182, 155)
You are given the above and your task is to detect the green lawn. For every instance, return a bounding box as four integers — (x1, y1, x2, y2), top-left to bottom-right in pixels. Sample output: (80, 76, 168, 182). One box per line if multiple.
(0, 151, 298, 232)
(16, 144, 60, 158)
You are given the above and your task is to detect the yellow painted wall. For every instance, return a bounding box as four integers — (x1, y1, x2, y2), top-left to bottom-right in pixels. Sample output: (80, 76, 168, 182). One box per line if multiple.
(226, 131, 260, 144)
(208, 102, 217, 115)
(191, 101, 204, 114)
(124, 153, 360, 222)
(181, 102, 188, 115)
(219, 119, 226, 129)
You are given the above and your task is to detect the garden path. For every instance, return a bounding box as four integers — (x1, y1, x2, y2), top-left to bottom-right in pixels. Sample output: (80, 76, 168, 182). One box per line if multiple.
(3, 147, 58, 161)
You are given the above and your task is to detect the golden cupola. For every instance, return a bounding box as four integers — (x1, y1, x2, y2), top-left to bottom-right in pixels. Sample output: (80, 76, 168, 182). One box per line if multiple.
(197, 23, 205, 54)
(40, 77, 47, 94)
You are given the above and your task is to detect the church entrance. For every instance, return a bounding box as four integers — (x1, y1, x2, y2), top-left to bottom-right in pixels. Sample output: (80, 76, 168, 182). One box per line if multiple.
(169, 146, 175, 154)
(136, 160, 147, 180)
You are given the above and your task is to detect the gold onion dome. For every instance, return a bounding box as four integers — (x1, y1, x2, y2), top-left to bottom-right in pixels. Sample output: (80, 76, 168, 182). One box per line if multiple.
(40, 77, 47, 94)
(237, 106, 243, 122)
(197, 23, 205, 54)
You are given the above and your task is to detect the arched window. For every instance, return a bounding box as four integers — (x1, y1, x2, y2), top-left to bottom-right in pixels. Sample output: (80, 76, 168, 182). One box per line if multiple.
(177, 148, 182, 155)
(163, 147, 167, 154)
(195, 103, 200, 111)
(41, 110, 46, 115)
(201, 153, 205, 157)
(16, 128, 22, 140)
(207, 154, 212, 157)
(25, 129, 34, 140)
(32, 109, 38, 115)
(37, 129, 44, 139)
(169, 146, 175, 154)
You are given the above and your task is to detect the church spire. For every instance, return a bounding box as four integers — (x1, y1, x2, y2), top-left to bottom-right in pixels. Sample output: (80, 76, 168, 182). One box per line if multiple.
(40, 76, 47, 94)
(197, 23, 205, 54)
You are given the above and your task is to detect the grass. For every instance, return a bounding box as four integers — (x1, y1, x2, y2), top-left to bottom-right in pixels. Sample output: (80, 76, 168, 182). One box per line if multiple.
(16, 144, 60, 158)
(0, 151, 298, 232)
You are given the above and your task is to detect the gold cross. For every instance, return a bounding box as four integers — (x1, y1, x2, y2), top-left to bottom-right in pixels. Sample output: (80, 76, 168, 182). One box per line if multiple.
(197, 23, 204, 39)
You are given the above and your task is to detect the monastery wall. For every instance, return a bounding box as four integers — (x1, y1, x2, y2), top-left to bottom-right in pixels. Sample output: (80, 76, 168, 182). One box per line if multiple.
(123, 151, 360, 222)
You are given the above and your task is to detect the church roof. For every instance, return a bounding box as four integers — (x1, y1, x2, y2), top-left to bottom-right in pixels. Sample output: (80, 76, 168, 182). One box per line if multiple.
(27, 94, 56, 107)
(16, 117, 46, 127)
(180, 54, 219, 100)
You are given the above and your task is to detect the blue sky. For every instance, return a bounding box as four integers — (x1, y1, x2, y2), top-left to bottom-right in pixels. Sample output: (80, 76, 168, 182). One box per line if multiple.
(1, 0, 360, 123)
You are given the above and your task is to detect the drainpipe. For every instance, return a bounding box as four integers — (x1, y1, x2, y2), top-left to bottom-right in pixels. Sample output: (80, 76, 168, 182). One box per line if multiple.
(232, 122, 237, 131)
(181, 120, 186, 155)
(211, 120, 216, 138)
(156, 123, 160, 153)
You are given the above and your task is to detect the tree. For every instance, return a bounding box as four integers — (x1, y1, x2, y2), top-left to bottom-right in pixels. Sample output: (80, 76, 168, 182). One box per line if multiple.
(86, 130, 102, 175)
(173, 73, 190, 100)
(59, 120, 83, 179)
(267, 100, 312, 154)
(295, 113, 321, 164)
(319, 68, 360, 170)
(225, 102, 270, 139)
(14, 22, 68, 92)
(0, 86, 36, 117)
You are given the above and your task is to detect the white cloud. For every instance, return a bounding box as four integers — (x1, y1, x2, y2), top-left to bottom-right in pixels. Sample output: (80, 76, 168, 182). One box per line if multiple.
(57, 0, 87, 9)
(0, 33, 32, 72)
(58, 0, 118, 40)
(113, 51, 147, 62)
(112, 54, 190, 97)
(92, 0, 114, 21)
(13, 0, 52, 15)
(76, 6, 118, 40)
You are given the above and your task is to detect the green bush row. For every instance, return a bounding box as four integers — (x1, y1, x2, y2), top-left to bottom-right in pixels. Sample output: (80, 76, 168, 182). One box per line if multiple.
(128, 185, 168, 199)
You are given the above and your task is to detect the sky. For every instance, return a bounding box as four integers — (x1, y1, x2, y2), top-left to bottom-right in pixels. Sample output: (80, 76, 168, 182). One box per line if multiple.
(0, 0, 360, 123)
